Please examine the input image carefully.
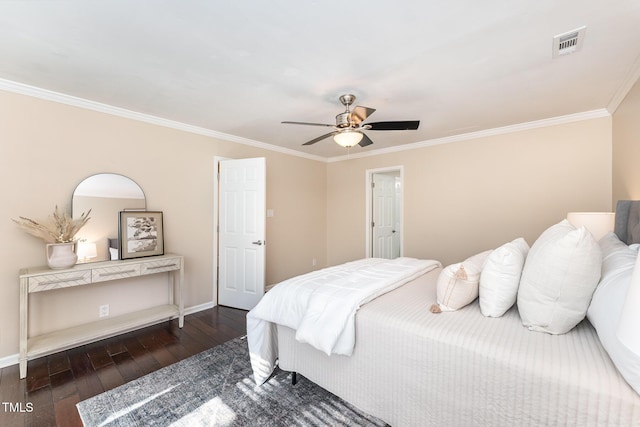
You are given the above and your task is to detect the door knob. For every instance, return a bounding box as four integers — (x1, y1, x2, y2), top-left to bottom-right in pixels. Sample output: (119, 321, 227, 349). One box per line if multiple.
(252, 240, 263, 246)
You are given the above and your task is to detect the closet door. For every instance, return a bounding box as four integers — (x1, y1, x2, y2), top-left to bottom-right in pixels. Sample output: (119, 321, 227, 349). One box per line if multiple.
(372, 172, 397, 259)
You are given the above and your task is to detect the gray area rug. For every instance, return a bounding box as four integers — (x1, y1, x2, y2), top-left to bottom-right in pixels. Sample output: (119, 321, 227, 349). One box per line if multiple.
(76, 336, 388, 426)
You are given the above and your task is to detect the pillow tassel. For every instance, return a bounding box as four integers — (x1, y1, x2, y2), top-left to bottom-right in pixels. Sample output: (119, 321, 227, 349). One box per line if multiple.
(454, 264, 468, 280)
(429, 303, 442, 314)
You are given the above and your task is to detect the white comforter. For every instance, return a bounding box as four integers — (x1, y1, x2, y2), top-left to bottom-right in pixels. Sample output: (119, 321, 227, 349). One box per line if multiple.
(247, 257, 441, 385)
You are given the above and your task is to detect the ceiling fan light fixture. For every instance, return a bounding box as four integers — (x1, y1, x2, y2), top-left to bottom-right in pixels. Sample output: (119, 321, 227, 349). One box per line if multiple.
(283, 94, 419, 147)
(333, 129, 363, 147)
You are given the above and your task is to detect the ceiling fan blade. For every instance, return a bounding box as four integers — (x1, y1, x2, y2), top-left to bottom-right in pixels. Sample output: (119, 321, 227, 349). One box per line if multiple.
(282, 121, 334, 127)
(358, 133, 374, 147)
(366, 120, 420, 131)
(302, 131, 337, 146)
(349, 106, 376, 124)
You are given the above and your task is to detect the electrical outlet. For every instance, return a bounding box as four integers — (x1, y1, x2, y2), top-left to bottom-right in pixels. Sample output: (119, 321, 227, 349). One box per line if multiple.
(312, 258, 317, 267)
(99, 304, 109, 318)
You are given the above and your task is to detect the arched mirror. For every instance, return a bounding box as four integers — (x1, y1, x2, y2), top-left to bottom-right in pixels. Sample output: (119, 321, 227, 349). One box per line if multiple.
(72, 173, 146, 263)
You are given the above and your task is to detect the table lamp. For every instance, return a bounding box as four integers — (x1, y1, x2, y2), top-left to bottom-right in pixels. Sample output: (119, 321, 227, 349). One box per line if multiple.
(566, 212, 615, 241)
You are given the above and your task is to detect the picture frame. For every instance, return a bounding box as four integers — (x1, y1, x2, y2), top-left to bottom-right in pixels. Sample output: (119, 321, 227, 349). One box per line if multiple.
(118, 211, 164, 260)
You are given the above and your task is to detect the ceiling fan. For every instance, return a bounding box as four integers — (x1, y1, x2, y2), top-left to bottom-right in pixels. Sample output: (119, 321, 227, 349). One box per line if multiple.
(282, 94, 420, 148)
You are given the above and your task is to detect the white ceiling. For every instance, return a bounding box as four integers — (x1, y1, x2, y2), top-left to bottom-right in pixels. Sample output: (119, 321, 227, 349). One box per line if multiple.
(1, 1, 639, 159)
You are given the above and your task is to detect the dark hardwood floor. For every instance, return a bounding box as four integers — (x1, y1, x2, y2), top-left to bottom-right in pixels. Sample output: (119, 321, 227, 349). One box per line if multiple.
(0, 306, 247, 427)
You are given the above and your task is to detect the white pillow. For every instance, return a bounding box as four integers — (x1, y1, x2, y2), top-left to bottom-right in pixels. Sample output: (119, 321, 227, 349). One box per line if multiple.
(517, 220, 602, 334)
(587, 232, 640, 395)
(433, 250, 492, 312)
(479, 238, 530, 317)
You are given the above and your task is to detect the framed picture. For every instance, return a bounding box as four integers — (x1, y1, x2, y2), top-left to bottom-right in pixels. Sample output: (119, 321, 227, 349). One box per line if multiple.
(118, 211, 164, 259)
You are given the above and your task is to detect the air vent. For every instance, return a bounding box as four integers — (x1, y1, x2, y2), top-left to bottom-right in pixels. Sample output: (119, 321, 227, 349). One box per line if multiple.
(552, 26, 586, 58)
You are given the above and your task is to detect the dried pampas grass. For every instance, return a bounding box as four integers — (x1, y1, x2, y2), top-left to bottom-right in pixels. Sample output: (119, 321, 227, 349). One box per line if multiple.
(13, 206, 91, 244)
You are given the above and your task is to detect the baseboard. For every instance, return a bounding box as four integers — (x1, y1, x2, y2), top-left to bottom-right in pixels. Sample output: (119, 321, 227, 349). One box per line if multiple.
(0, 353, 19, 370)
(0, 301, 219, 370)
(183, 301, 216, 315)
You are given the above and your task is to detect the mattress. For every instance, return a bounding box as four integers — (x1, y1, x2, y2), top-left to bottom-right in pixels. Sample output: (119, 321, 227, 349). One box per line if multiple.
(277, 267, 640, 426)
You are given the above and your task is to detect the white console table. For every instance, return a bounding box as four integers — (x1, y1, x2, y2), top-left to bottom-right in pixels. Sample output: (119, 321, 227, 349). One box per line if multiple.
(18, 253, 184, 379)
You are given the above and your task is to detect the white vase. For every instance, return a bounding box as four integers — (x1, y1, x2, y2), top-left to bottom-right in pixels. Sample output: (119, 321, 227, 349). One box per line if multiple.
(46, 242, 78, 269)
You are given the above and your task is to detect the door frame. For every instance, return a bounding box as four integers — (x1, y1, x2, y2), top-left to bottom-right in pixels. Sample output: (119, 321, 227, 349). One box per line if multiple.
(212, 155, 230, 306)
(365, 165, 404, 258)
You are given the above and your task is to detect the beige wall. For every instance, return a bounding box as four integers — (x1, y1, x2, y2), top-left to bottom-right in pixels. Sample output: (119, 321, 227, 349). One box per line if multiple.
(0, 90, 326, 357)
(613, 77, 640, 202)
(0, 85, 620, 362)
(327, 117, 613, 267)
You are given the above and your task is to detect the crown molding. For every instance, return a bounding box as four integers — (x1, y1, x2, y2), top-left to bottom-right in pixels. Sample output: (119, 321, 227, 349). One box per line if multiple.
(327, 109, 611, 163)
(607, 53, 640, 114)
(0, 78, 612, 165)
(0, 78, 326, 163)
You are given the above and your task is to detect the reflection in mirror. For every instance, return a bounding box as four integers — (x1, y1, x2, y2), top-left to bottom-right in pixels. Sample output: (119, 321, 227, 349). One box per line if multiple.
(72, 174, 146, 263)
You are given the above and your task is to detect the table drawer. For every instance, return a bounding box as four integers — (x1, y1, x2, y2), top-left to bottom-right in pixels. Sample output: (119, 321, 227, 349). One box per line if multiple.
(92, 264, 141, 283)
(29, 270, 92, 292)
(141, 258, 181, 275)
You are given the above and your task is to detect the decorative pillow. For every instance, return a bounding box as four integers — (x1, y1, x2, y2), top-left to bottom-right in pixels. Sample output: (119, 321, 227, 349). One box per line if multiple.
(431, 250, 492, 313)
(517, 220, 602, 334)
(587, 232, 640, 395)
(479, 238, 530, 317)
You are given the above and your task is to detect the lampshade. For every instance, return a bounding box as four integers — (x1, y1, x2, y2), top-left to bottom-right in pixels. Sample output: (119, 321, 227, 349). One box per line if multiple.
(333, 130, 363, 147)
(566, 212, 615, 241)
(617, 252, 640, 355)
(77, 241, 97, 261)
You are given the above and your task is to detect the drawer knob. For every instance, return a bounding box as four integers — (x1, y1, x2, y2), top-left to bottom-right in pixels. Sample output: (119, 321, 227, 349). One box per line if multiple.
(98, 269, 137, 277)
(38, 276, 87, 286)
(146, 264, 177, 270)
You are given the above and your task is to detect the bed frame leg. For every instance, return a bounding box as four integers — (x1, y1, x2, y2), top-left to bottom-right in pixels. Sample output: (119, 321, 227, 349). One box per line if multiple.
(291, 372, 297, 385)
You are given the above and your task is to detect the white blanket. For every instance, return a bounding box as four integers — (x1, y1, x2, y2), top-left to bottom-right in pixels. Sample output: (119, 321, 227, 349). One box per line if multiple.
(247, 257, 441, 385)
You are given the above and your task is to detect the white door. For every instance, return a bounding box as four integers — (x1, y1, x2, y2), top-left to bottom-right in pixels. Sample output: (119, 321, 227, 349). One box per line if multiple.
(372, 173, 397, 259)
(218, 157, 266, 310)
(392, 176, 401, 258)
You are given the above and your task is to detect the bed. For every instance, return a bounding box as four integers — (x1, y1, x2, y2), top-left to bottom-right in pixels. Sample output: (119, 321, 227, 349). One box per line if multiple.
(248, 202, 640, 426)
